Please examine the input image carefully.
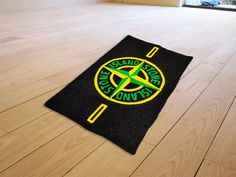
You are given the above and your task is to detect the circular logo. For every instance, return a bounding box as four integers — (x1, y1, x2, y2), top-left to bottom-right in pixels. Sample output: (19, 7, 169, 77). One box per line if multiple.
(94, 57, 165, 105)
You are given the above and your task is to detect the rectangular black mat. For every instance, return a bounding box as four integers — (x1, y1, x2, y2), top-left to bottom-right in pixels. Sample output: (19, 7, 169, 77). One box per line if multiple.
(45, 35, 193, 154)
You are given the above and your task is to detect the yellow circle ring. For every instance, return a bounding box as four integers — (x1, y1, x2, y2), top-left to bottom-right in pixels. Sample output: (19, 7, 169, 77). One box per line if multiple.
(94, 57, 165, 105)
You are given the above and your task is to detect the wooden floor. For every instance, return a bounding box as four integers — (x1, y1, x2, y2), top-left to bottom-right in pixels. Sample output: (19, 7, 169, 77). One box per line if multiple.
(0, 2, 236, 177)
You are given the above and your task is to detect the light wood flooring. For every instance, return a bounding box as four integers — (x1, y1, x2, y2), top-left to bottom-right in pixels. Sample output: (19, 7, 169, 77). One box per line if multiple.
(0, 2, 236, 177)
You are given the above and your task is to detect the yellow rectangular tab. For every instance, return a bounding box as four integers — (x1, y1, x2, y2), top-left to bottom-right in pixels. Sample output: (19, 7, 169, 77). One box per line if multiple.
(146, 47, 159, 58)
(87, 104, 108, 124)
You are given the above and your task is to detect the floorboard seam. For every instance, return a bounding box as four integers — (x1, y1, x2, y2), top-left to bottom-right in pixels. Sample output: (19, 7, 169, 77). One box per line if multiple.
(62, 140, 107, 177)
(0, 124, 76, 174)
(193, 96, 236, 177)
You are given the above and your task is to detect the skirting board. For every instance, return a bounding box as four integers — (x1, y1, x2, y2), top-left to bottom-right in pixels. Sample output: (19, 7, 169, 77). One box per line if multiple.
(108, 0, 183, 7)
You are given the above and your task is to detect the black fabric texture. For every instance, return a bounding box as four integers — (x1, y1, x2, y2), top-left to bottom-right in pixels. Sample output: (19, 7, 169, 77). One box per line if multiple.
(45, 35, 193, 154)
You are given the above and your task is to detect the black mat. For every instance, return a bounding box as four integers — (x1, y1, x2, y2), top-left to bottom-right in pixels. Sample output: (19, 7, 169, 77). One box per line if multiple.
(45, 35, 193, 154)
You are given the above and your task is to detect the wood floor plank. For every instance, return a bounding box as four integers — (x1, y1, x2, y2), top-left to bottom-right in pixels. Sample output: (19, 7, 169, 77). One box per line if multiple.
(64, 141, 154, 177)
(130, 53, 236, 177)
(0, 80, 59, 112)
(195, 99, 236, 177)
(0, 88, 61, 132)
(0, 126, 105, 177)
(204, 97, 236, 170)
(0, 34, 110, 81)
(0, 56, 90, 93)
(0, 112, 75, 172)
(195, 160, 236, 177)
(0, 32, 111, 78)
(0, 55, 94, 113)
(181, 23, 236, 77)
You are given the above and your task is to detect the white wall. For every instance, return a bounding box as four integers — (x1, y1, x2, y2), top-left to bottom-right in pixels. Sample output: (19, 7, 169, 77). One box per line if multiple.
(0, 0, 183, 11)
